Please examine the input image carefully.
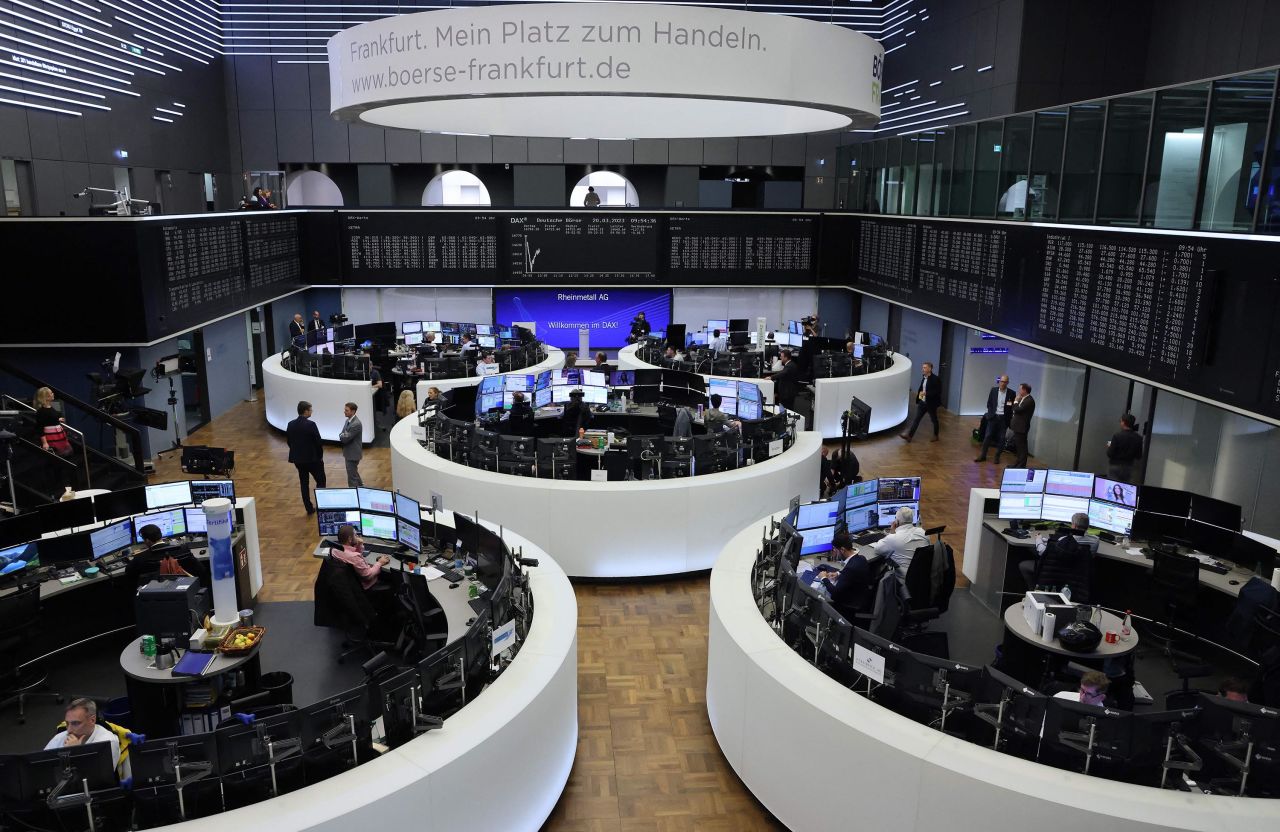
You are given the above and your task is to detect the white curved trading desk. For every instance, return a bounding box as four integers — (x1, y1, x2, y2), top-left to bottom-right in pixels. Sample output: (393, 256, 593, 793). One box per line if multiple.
(262, 353, 375, 444)
(618, 344, 912, 439)
(413, 346, 565, 401)
(706, 514, 1280, 832)
(166, 524, 578, 832)
(390, 416, 822, 578)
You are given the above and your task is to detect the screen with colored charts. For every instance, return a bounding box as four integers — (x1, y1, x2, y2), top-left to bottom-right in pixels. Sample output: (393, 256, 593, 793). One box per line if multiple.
(534, 387, 553, 409)
(190, 479, 235, 505)
(877, 502, 920, 528)
(708, 378, 737, 401)
(132, 508, 187, 541)
(397, 518, 421, 553)
(318, 509, 360, 538)
(1001, 468, 1047, 493)
(799, 524, 837, 557)
(845, 506, 878, 534)
(358, 488, 394, 514)
(844, 479, 879, 509)
(1044, 470, 1095, 498)
(316, 488, 358, 510)
(1094, 477, 1138, 507)
(183, 508, 209, 535)
(796, 500, 840, 530)
(360, 512, 397, 541)
(504, 374, 533, 392)
(145, 480, 192, 510)
(395, 493, 420, 525)
(1040, 494, 1090, 524)
(998, 493, 1043, 520)
(737, 397, 762, 420)
(1089, 499, 1135, 534)
(878, 477, 921, 501)
(89, 519, 133, 559)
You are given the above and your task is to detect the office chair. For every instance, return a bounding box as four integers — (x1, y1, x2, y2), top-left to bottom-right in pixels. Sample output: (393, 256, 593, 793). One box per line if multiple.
(443, 355, 465, 379)
(420, 357, 446, 380)
(396, 570, 449, 663)
(1147, 550, 1202, 656)
(0, 583, 63, 724)
(312, 557, 393, 664)
(901, 545, 936, 612)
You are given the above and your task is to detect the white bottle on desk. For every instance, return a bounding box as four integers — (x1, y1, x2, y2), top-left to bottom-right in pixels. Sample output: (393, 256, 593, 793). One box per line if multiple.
(1041, 612, 1056, 643)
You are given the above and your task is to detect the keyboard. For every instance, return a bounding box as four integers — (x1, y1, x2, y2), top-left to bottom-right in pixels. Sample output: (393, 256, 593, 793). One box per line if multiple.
(854, 532, 885, 546)
(363, 542, 400, 556)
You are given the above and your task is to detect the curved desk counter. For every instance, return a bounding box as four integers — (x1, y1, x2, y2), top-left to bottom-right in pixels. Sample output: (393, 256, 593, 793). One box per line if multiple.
(706, 514, 1280, 832)
(168, 522, 578, 832)
(390, 416, 822, 578)
(263, 353, 375, 444)
(617, 344, 913, 439)
(412, 346, 565, 401)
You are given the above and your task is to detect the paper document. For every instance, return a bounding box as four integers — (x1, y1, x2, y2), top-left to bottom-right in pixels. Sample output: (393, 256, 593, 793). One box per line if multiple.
(419, 566, 445, 580)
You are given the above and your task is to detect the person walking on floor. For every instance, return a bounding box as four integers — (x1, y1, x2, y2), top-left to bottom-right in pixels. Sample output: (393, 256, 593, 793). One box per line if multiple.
(287, 400, 326, 513)
(901, 362, 942, 443)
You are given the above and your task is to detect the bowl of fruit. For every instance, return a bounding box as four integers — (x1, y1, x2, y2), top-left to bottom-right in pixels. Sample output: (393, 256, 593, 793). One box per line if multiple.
(217, 625, 265, 655)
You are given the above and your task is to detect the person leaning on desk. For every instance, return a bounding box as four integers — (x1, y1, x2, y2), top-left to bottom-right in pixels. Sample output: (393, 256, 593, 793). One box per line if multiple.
(1018, 512, 1098, 602)
(815, 531, 876, 619)
(127, 523, 202, 586)
(45, 698, 121, 770)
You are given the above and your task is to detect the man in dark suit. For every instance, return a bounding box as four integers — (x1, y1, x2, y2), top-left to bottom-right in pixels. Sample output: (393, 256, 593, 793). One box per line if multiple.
(1106, 413, 1143, 482)
(816, 531, 875, 619)
(627, 312, 651, 343)
(1004, 383, 1036, 467)
(287, 400, 326, 513)
(770, 348, 800, 409)
(288, 314, 306, 345)
(309, 311, 326, 333)
(975, 374, 1015, 462)
(127, 523, 203, 587)
(901, 361, 942, 443)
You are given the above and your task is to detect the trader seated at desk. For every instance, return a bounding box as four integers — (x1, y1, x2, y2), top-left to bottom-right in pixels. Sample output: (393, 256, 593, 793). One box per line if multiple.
(507, 391, 535, 436)
(704, 394, 731, 433)
(871, 507, 928, 570)
(560, 389, 593, 437)
(331, 525, 393, 596)
(478, 353, 500, 376)
(45, 698, 121, 770)
(127, 524, 202, 586)
(815, 531, 877, 619)
(1054, 670, 1111, 707)
(1018, 512, 1098, 602)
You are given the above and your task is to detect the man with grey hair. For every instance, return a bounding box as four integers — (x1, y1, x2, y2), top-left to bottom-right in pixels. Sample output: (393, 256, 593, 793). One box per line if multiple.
(1019, 511, 1098, 601)
(871, 505, 929, 570)
(44, 697, 120, 769)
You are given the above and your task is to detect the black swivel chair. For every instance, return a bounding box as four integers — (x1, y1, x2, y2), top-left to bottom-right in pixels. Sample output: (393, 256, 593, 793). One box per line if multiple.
(395, 571, 449, 663)
(313, 556, 393, 664)
(1148, 550, 1202, 655)
(0, 584, 62, 724)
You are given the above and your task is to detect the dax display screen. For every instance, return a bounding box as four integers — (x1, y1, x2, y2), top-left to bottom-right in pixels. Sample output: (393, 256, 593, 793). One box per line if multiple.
(505, 214, 661, 282)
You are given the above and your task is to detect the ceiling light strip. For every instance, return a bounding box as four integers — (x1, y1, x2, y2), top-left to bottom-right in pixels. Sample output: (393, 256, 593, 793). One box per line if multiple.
(0, 94, 80, 114)
(0, 13, 169, 74)
(0, 80, 108, 108)
(4, 48, 136, 93)
(0, 68, 105, 97)
(146, 0, 226, 43)
(107, 11, 217, 61)
(0, 28, 136, 78)
(102, 0, 221, 55)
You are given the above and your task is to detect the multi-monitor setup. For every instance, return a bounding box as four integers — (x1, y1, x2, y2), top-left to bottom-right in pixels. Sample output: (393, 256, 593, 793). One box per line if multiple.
(995, 469, 1274, 575)
(785, 477, 923, 557)
(0, 480, 236, 579)
(400, 320, 518, 350)
(315, 487, 424, 554)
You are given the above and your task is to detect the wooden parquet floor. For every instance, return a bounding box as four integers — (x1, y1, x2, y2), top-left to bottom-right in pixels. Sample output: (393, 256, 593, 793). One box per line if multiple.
(150, 399, 1003, 830)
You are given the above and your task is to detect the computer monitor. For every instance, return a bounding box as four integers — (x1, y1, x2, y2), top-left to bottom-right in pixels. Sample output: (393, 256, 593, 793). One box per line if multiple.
(183, 507, 208, 536)
(90, 518, 133, 559)
(843, 480, 879, 510)
(133, 507, 187, 541)
(503, 374, 532, 393)
(974, 665, 1048, 747)
(845, 506, 878, 535)
(1138, 485, 1192, 517)
(1191, 495, 1243, 532)
(478, 375, 504, 395)
(582, 386, 609, 405)
(998, 493, 1043, 520)
(878, 477, 921, 501)
(1082, 499, 1132, 535)
(131, 731, 219, 787)
(728, 318, 749, 332)
(1041, 494, 1091, 524)
(1130, 510, 1187, 543)
(316, 488, 359, 510)
(418, 641, 466, 714)
(1042, 697, 1134, 766)
(36, 497, 96, 534)
(214, 710, 302, 773)
(1231, 534, 1277, 578)
(582, 370, 607, 387)
(145, 480, 193, 510)
(550, 387, 573, 405)
(796, 500, 840, 530)
(357, 487, 394, 514)
(318, 509, 361, 538)
(707, 319, 728, 333)
(405, 332, 424, 346)
(798, 524, 837, 557)
(0, 541, 39, 576)
(1000, 468, 1046, 493)
(665, 323, 686, 349)
(360, 512, 397, 542)
(395, 493, 420, 526)
(1093, 477, 1137, 508)
(477, 335, 497, 349)
(476, 391, 503, 414)
(401, 321, 422, 334)
(1044, 470, 1094, 499)
(299, 684, 373, 760)
(36, 532, 89, 565)
(1193, 693, 1280, 779)
(534, 387, 553, 409)
(397, 518, 421, 553)
(877, 502, 921, 528)
(0, 512, 43, 549)
(16, 742, 117, 802)
(609, 370, 635, 386)
(737, 397, 762, 421)
(190, 479, 235, 505)
(707, 378, 737, 402)
(423, 321, 442, 333)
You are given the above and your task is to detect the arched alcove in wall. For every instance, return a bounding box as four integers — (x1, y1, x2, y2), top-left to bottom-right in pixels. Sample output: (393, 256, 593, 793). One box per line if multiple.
(422, 170, 492, 206)
(285, 170, 344, 206)
(570, 171, 638, 207)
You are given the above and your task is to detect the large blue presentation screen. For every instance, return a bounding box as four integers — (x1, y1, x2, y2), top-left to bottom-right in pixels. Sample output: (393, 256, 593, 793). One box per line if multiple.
(494, 288, 672, 349)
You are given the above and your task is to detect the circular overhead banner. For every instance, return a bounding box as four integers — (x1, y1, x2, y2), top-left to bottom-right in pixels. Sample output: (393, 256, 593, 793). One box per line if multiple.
(328, 3, 882, 138)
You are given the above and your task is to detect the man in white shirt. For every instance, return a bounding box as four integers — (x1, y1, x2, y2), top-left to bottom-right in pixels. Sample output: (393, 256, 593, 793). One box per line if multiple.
(710, 329, 729, 355)
(478, 353, 500, 376)
(1054, 671, 1110, 705)
(459, 334, 478, 355)
(45, 698, 120, 770)
(871, 506, 929, 570)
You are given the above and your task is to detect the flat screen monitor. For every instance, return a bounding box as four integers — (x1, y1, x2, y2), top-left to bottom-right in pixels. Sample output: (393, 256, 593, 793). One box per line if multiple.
(1187, 519, 1238, 560)
(190, 480, 235, 505)
(92, 487, 147, 523)
(716, 396, 738, 417)
(728, 318, 749, 332)
(90, 518, 134, 559)
(1190, 494, 1242, 532)
(360, 511, 397, 542)
(474, 324, 491, 335)
(579, 386, 608, 405)
(707, 378, 737, 401)
(1137, 485, 1191, 517)
(1088, 499, 1134, 535)
(878, 477, 921, 501)
(799, 524, 837, 557)
(183, 507, 208, 536)
(423, 321, 442, 332)
(737, 381, 762, 402)
(476, 392, 503, 414)
(1041, 494, 1090, 524)
(1044, 470, 1094, 498)
(318, 509, 360, 538)
(405, 332, 424, 346)
(1232, 535, 1277, 578)
(853, 343, 865, 358)
(401, 321, 422, 334)
(397, 518, 421, 553)
(845, 506, 878, 535)
(38, 532, 90, 565)
(551, 387, 575, 405)
(37, 497, 96, 534)
(796, 500, 840, 530)
(1001, 468, 1046, 493)
(582, 370, 607, 387)
(609, 370, 635, 386)
(1093, 477, 1137, 508)
(844, 480, 879, 510)
(0, 541, 39, 576)
(534, 370, 552, 391)
(395, 493, 420, 525)
(737, 397, 762, 421)
(665, 323, 686, 349)
(477, 335, 497, 349)
(144, 480, 193, 510)
(478, 375, 504, 395)
(357, 487, 395, 514)
(998, 493, 1043, 520)
(316, 488, 359, 510)
(503, 374, 532, 392)
(333, 324, 355, 342)
(707, 319, 728, 333)
(534, 387, 553, 409)
(0, 512, 43, 549)
(132, 508, 187, 541)
(1129, 510, 1187, 543)
(877, 501, 920, 527)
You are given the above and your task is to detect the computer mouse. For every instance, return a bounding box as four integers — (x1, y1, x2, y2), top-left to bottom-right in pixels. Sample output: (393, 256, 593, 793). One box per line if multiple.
(449, 582, 459, 589)
(84, 566, 99, 576)
(1230, 579, 1240, 585)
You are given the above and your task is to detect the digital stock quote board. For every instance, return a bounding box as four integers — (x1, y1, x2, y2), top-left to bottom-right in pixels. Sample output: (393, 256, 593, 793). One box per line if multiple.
(849, 214, 1280, 422)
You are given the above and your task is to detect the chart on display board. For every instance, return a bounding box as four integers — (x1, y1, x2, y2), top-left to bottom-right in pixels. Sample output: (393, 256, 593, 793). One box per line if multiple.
(505, 213, 661, 281)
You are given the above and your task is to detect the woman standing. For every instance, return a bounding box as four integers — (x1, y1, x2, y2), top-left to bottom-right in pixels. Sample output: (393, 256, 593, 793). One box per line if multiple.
(396, 390, 417, 420)
(34, 387, 74, 494)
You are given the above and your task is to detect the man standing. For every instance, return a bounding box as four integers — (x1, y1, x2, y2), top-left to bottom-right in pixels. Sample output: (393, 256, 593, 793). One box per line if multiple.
(628, 311, 651, 343)
(45, 698, 120, 770)
(1106, 414, 1143, 482)
(975, 375, 1015, 462)
(287, 400, 326, 514)
(771, 348, 800, 410)
(288, 313, 306, 345)
(1006, 383, 1036, 468)
(901, 362, 942, 443)
(339, 402, 363, 487)
(309, 310, 326, 333)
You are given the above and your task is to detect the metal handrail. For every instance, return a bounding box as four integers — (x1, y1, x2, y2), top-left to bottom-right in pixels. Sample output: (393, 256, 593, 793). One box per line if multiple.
(3, 394, 91, 488)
